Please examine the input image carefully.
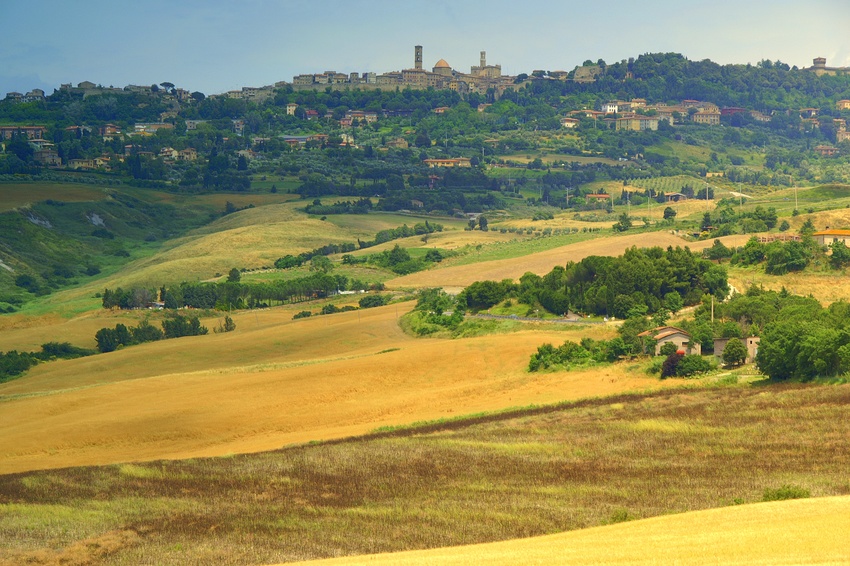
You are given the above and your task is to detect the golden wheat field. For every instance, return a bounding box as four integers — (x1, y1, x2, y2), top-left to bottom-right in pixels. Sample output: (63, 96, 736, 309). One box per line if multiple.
(0, 302, 678, 475)
(291, 496, 850, 566)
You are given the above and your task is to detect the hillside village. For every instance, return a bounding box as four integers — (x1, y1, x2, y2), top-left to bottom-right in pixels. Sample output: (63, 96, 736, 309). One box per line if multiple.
(3, 49, 850, 184)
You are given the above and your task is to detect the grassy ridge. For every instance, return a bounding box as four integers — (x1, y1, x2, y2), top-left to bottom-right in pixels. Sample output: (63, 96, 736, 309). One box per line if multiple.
(1, 383, 848, 564)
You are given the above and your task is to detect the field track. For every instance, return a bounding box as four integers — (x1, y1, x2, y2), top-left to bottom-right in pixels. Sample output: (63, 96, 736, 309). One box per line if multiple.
(292, 496, 850, 565)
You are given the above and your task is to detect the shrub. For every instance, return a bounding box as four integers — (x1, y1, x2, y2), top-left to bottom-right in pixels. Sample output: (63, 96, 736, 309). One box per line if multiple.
(359, 294, 386, 309)
(214, 315, 237, 333)
(293, 311, 312, 319)
(659, 342, 678, 357)
(320, 304, 340, 315)
(762, 484, 810, 501)
(660, 352, 683, 378)
(676, 354, 713, 377)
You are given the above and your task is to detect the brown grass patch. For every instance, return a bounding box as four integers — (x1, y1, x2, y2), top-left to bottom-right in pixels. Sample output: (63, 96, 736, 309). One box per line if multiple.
(1, 384, 848, 564)
(0, 529, 140, 566)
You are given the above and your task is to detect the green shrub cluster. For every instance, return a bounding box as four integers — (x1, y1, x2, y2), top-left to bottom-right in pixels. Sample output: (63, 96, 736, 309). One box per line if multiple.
(95, 316, 207, 353)
(762, 484, 810, 501)
(528, 337, 631, 371)
(659, 353, 714, 378)
(0, 342, 95, 382)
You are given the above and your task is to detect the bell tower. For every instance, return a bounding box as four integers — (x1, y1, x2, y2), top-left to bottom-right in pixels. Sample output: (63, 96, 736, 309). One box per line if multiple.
(480, 51, 486, 68)
(415, 45, 423, 70)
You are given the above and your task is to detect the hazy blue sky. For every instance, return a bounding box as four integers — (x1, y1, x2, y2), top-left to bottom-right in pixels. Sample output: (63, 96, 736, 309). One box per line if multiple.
(2, 0, 849, 97)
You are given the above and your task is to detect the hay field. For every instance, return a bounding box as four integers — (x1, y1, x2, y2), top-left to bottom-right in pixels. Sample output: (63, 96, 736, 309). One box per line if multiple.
(0, 303, 670, 474)
(388, 232, 749, 289)
(728, 268, 850, 305)
(294, 496, 850, 566)
(0, 183, 107, 211)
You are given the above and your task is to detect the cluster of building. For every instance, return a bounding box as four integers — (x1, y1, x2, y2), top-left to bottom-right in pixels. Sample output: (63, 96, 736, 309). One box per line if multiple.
(4, 82, 196, 104)
(559, 99, 722, 131)
(3, 89, 47, 103)
(557, 97, 850, 153)
(292, 46, 518, 97)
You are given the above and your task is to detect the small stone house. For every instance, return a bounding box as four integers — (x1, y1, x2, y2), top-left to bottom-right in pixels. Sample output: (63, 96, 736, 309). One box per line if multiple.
(638, 326, 701, 356)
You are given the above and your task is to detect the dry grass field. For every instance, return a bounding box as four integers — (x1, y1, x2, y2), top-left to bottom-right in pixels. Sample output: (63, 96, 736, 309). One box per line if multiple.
(727, 268, 850, 305)
(0, 302, 668, 475)
(1, 383, 848, 565)
(294, 496, 850, 565)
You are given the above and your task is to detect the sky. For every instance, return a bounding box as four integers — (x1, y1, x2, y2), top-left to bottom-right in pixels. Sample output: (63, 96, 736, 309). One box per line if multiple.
(2, 0, 850, 97)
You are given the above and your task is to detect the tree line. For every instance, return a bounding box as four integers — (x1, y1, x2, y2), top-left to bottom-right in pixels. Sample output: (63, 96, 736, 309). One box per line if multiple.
(0, 342, 95, 383)
(456, 246, 726, 319)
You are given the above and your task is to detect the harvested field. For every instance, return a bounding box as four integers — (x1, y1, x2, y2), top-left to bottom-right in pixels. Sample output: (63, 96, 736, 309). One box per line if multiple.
(0, 303, 665, 474)
(294, 496, 850, 565)
(387, 232, 749, 289)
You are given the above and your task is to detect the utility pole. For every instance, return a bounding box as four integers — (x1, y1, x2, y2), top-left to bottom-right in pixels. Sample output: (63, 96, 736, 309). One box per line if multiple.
(793, 175, 797, 211)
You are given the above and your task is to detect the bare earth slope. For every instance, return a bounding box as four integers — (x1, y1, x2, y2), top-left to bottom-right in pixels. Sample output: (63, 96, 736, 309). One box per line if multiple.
(293, 496, 850, 566)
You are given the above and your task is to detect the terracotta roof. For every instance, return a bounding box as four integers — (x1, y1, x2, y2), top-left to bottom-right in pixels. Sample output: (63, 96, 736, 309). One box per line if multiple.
(654, 330, 689, 341)
(814, 230, 850, 236)
(434, 59, 451, 69)
(637, 326, 690, 339)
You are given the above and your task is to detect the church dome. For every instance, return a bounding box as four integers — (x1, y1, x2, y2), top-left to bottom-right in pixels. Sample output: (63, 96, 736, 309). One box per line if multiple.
(434, 59, 451, 69)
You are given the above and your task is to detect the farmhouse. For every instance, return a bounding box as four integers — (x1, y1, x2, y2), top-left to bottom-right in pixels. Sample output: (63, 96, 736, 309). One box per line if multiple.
(813, 229, 850, 246)
(638, 326, 701, 356)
